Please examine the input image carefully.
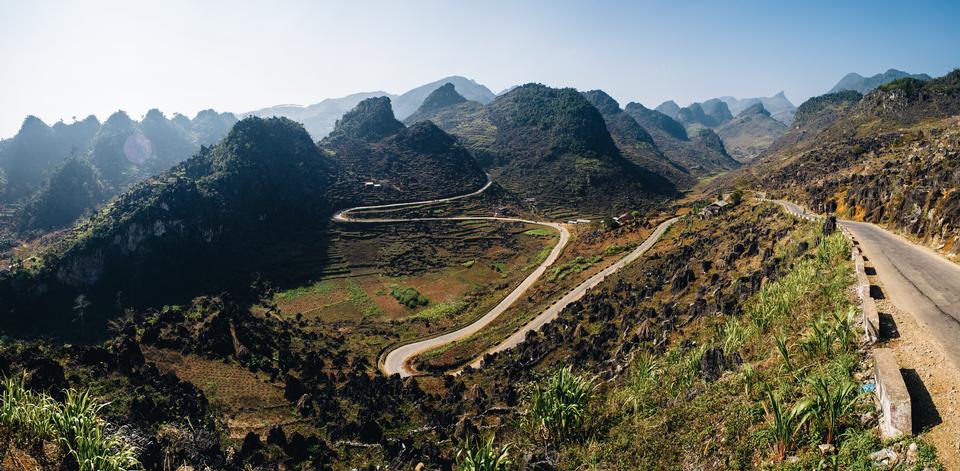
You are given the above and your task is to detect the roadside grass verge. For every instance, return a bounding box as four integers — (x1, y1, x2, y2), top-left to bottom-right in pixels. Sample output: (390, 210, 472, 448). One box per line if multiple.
(523, 228, 556, 237)
(551, 229, 942, 469)
(401, 299, 469, 322)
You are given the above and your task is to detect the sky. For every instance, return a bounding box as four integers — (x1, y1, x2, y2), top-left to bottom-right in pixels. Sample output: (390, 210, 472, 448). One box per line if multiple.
(1, 0, 959, 138)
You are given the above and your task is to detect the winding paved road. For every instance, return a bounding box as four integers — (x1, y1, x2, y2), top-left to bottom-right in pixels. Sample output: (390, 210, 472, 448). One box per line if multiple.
(334, 179, 676, 377)
(462, 216, 678, 372)
(334, 178, 571, 377)
(772, 199, 960, 369)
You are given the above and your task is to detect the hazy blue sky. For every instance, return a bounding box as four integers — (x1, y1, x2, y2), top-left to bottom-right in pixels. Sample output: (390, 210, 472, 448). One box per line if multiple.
(1, 0, 958, 137)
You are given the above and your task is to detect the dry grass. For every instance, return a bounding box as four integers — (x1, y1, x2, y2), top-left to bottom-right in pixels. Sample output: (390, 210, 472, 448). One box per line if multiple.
(142, 347, 298, 440)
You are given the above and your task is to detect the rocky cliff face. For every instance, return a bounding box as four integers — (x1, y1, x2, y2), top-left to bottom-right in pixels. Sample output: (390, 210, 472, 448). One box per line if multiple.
(746, 70, 960, 257)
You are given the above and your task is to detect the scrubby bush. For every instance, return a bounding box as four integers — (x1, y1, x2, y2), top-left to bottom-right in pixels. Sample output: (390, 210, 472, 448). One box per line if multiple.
(390, 285, 429, 308)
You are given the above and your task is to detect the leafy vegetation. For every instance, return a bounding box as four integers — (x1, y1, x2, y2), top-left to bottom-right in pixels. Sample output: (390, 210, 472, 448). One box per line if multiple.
(521, 366, 594, 444)
(16, 156, 107, 233)
(522, 228, 554, 237)
(403, 299, 468, 321)
(274, 280, 336, 302)
(546, 226, 941, 469)
(0, 374, 139, 471)
(548, 255, 601, 282)
(455, 435, 512, 471)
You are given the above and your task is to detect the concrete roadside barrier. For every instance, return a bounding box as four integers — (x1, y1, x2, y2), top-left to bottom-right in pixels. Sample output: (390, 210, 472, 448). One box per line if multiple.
(854, 253, 869, 300)
(771, 199, 912, 438)
(872, 348, 912, 439)
(862, 296, 880, 343)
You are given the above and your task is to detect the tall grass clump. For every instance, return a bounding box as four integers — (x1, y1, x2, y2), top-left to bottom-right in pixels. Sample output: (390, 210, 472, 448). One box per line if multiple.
(807, 376, 859, 446)
(455, 435, 512, 471)
(0, 374, 139, 470)
(761, 388, 812, 461)
(523, 367, 594, 443)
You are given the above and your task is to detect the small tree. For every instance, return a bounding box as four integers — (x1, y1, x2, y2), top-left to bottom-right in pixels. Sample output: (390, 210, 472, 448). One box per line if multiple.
(730, 189, 744, 205)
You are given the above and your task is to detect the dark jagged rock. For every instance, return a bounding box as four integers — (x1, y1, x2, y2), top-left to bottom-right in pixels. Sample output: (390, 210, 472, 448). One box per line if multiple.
(699, 346, 741, 382)
(453, 416, 479, 441)
(822, 216, 837, 234)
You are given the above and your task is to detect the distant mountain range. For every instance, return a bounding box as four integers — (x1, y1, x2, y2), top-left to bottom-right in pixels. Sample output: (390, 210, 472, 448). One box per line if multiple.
(658, 92, 796, 126)
(0, 109, 236, 232)
(651, 92, 794, 163)
(827, 68, 932, 94)
(718, 92, 796, 125)
(716, 103, 787, 162)
(245, 76, 496, 139)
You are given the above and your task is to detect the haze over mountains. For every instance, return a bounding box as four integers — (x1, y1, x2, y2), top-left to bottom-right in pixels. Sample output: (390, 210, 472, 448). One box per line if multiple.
(651, 93, 792, 163)
(0, 110, 236, 232)
(246, 76, 496, 139)
(1, 68, 942, 236)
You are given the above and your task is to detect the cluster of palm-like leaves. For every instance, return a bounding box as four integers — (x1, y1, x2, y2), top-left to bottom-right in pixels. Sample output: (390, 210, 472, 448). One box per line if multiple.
(761, 388, 812, 461)
(0, 374, 139, 470)
(761, 374, 861, 460)
(808, 376, 859, 446)
(800, 308, 856, 359)
(523, 366, 594, 443)
(455, 434, 512, 471)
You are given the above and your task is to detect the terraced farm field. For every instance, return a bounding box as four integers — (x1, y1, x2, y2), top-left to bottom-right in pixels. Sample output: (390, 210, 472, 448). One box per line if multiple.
(269, 220, 554, 367)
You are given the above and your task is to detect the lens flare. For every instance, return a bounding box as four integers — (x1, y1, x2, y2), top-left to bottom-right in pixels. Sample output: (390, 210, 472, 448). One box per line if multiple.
(123, 132, 152, 164)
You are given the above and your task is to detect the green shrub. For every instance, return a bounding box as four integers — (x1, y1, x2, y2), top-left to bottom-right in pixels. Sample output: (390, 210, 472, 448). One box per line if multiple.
(390, 285, 429, 308)
(761, 388, 812, 461)
(807, 376, 859, 446)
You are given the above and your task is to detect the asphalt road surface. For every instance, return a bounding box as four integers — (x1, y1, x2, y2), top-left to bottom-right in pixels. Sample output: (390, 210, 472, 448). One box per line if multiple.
(843, 221, 960, 369)
(772, 199, 960, 369)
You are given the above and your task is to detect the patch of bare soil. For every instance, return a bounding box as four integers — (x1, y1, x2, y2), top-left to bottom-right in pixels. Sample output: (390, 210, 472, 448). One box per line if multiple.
(869, 266, 960, 468)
